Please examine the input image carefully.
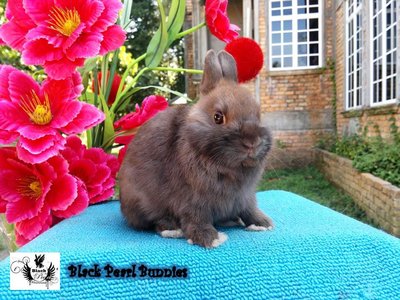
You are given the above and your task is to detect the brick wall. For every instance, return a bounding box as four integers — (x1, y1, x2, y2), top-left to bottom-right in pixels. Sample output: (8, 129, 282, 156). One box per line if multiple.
(316, 149, 400, 237)
(259, 0, 335, 168)
(335, 1, 400, 140)
(185, 0, 337, 169)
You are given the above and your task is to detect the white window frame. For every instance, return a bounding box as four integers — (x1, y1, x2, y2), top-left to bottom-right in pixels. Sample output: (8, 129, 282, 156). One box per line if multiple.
(269, 0, 323, 71)
(345, 0, 363, 110)
(370, 0, 397, 107)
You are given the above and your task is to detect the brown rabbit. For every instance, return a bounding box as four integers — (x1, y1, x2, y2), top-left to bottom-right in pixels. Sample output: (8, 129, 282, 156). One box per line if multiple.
(119, 50, 273, 248)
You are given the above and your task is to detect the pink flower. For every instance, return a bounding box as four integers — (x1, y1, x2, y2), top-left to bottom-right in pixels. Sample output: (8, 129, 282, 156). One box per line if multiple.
(205, 0, 240, 43)
(0, 147, 89, 246)
(0, 65, 104, 164)
(114, 95, 168, 162)
(0, 0, 126, 80)
(61, 136, 119, 204)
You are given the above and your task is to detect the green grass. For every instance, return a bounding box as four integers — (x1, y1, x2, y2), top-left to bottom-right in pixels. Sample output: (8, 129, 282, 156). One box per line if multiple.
(258, 166, 378, 228)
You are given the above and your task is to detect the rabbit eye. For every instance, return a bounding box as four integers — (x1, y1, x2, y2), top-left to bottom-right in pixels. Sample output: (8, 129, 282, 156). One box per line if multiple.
(214, 111, 224, 124)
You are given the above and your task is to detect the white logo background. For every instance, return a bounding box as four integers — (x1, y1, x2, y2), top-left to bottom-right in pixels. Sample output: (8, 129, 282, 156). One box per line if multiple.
(10, 252, 60, 290)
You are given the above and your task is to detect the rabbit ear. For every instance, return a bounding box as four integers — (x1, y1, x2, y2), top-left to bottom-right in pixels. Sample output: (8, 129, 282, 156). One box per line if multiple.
(200, 50, 223, 94)
(218, 50, 238, 83)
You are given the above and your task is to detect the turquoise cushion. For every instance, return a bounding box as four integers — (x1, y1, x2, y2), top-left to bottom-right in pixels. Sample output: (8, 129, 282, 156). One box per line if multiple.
(1, 190, 399, 299)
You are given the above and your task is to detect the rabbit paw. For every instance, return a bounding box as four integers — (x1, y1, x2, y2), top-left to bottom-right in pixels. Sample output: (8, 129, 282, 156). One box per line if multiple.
(160, 229, 184, 238)
(246, 224, 273, 231)
(187, 231, 228, 248)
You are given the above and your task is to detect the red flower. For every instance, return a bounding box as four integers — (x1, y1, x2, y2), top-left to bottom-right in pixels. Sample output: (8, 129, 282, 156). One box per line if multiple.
(114, 95, 168, 162)
(61, 136, 119, 204)
(0, 147, 88, 246)
(205, 0, 240, 43)
(93, 71, 123, 106)
(0, 65, 104, 164)
(0, 0, 126, 80)
(225, 37, 264, 83)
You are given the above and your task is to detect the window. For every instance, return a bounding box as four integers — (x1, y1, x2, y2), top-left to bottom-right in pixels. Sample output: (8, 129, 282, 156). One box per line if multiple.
(269, 0, 322, 70)
(371, 0, 397, 106)
(346, 0, 363, 109)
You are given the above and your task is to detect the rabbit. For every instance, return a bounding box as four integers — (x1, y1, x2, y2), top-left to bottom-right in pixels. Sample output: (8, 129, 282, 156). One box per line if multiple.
(119, 50, 273, 248)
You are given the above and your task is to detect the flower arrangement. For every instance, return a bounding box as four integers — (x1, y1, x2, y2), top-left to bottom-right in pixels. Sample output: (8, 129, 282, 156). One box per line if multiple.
(0, 0, 264, 250)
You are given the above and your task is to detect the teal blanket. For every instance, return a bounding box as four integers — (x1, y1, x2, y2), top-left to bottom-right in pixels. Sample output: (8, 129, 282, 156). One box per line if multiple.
(1, 190, 399, 299)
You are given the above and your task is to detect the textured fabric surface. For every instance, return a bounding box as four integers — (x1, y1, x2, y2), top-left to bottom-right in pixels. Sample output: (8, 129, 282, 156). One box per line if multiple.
(1, 190, 399, 299)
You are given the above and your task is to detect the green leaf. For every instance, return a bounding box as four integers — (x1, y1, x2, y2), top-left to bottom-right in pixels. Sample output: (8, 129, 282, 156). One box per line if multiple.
(104, 49, 120, 103)
(145, 0, 168, 68)
(120, 0, 133, 29)
(166, 0, 186, 45)
(135, 85, 193, 103)
(97, 93, 115, 152)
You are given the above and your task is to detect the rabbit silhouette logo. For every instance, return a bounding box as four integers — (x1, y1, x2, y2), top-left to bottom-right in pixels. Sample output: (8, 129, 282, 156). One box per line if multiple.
(10, 252, 60, 290)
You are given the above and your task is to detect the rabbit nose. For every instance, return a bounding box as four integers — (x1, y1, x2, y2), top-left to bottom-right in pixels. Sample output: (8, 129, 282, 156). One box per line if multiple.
(242, 138, 261, 151)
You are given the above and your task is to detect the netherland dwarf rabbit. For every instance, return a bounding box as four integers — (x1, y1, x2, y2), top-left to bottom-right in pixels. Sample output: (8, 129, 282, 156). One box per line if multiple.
(119, 50, 273, 248)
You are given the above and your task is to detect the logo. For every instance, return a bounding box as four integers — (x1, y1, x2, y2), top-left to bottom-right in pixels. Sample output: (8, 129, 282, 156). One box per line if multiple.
(10, 252, 60, 290)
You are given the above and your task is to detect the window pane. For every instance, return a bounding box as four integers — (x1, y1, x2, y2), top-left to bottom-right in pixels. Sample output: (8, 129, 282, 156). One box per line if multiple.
(298, 7, 307, 14)
(283, 33, 292, 43)
(298, 19, 307, 30)
(271, 1, 281, 8)
(298, 44, 308, 54)
(283, 1, 292, 7)
(298, 0, 306, 5)
(272, 58, 282, 68)
(298, 56, 307, 66)
(283, 45, 292, 55)
(309, 0, 318, 5)
(309, 7, 318, 13)
(298, 32, 307, 42)
(272, 21, 281, 31)
(272, 46, 281, 55)
(283, 9, 292, 15)
(309, 18, 318, 29)
(284, 57, 293, 67)
(272, 33, 281, 44)
(283, 21, 292, 30)
(310, 31, 318, 41)
(272, 9, 281, 16)
(310, 43, 319, 54)
(310, 56, 319, 66)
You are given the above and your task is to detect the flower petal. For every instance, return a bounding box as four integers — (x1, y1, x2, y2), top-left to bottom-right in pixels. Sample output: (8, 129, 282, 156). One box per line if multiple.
(53, 178, 89, 219)
(43, 72, 83, 104)
(0, 20, 29, 51)
(5, 193, 45, 223)
(43, 57, 85, 80)
(92, 0, 123, 32)
(0, 65, 16, 100)
(60, 102, 104, 134)
(0, 130, 18, 144)
(99, 25, 126, 55)
(115, 134, 134, 145)
(51, 100, 82, 129)
(90, 186, 114, 204)
(22, 0, 54, 24)
(45, 174, 78, 211)
(56, 0, 105, 28)
(18, 134, 59, 154)
(18, 125, 57, 140)
(8, 69, 41, 104)
(0, 100, 30, 132)
(15, 205, 52, 241)
(22, 38, 64, 65)
(67, 31, 103, 59)
(0, 197, 6, 213)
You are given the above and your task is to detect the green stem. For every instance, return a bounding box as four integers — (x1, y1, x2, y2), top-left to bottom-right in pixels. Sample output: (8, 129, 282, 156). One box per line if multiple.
(152, 67, 203, 74)
(111, 53, 147, 114)
(175, 22, 206, 39)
